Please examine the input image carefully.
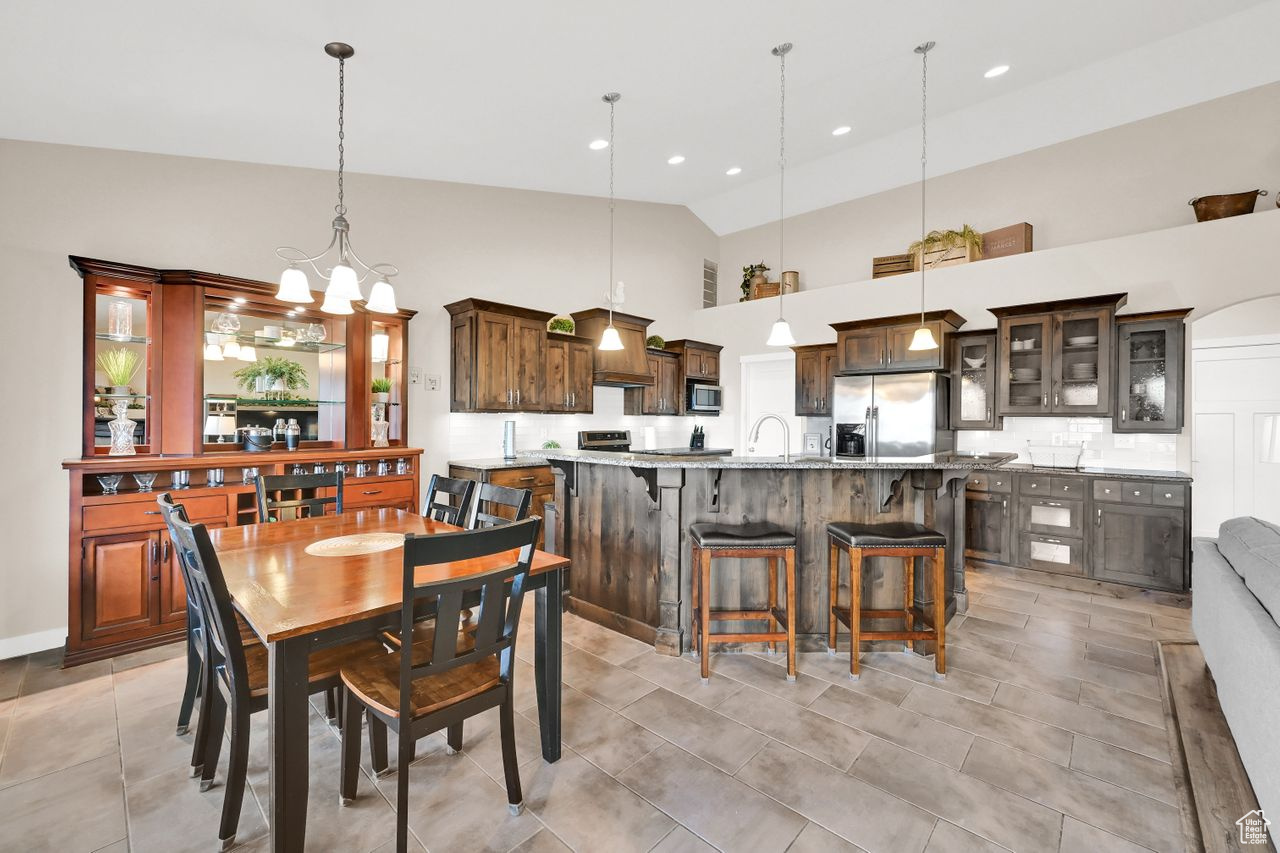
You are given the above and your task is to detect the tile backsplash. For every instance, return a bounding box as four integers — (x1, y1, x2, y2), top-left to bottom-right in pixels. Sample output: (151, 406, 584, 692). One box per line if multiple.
(448, 387, 734, 461)
(956, 417, 1180, 470)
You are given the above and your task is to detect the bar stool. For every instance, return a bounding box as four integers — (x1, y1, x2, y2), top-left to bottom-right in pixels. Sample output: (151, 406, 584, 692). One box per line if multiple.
(826, 521, 947, 679)
(689, 522, 797, 682)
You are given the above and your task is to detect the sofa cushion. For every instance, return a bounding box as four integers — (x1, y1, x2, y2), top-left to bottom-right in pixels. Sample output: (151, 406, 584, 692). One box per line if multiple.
(1218, 517, 1280, 622)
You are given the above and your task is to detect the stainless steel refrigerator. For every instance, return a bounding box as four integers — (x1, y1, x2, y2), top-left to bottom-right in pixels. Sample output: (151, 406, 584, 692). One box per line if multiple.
(830, 372, 953, 459)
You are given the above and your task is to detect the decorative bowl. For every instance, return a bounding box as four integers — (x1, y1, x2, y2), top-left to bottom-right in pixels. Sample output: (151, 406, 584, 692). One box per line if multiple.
(132, 472, 158, 492)
(97, 474, 123, 494)
(963, 356, 986, 369)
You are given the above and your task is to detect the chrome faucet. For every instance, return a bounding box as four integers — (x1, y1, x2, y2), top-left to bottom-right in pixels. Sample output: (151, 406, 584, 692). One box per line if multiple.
(748, 413, 791, 463)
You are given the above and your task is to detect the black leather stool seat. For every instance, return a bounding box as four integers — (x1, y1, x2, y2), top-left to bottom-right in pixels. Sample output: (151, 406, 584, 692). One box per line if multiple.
(826, 521, 945, 549)
(689, 522, 797, 549)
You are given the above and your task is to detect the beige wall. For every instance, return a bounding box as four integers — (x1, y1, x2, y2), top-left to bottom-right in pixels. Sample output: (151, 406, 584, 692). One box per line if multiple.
(718, 83, 1280, 306)
(0, 139, 717, 653)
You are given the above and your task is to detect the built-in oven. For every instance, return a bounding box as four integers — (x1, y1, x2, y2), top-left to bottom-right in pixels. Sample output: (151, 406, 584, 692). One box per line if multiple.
(686, 383, 722, 413)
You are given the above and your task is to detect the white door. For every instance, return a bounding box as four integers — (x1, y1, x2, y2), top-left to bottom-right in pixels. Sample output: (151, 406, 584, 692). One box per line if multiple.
(739, 353, 801, 457)
(1191, 337, 1280, 535)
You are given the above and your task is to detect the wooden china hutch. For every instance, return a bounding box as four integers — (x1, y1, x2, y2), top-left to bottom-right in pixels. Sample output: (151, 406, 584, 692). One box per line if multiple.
(62, 256, 421, 666)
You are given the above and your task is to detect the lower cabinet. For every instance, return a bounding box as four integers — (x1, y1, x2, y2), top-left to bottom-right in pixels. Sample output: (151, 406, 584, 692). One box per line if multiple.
(448, 463, 554, 550)
(964, 470, 1190, 591)
(1090, 502, 1187, 591)
(81, 531, 158, 642)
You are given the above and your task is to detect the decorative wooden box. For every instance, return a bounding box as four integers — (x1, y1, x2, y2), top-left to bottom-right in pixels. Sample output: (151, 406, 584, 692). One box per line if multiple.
(981, 223, 1033, 259)
(872, 254, 914, 279)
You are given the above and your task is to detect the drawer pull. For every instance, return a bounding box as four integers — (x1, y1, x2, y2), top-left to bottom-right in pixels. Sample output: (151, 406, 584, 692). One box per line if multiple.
(362, 489, 383, 496)
(518, 476, 536, 482)
(1164, 492, 1172, 499)
(1104, 488, 1112, 494)
(1044, 501, 1062, 507)
(1097, 508, 1102, 526)
(1063, 485, 1070, 491)
(1041, 537, 1061, 544)
(143, 510, 161, 515)
(994, 480, 1003, 487)
(1030, 483, 1038, 489)
(1133, 490, 1141, 496)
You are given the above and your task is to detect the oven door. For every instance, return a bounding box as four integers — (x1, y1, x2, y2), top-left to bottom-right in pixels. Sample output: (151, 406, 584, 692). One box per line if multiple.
(687, 384, 722, 412)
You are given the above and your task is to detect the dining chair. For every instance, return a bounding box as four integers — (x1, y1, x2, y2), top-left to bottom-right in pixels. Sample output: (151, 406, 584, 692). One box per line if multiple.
(469, 482, 532, 529)
(254, 470, 344, 522)
(421, 474, 475, 525)
(338, 517, 542, 853)
(157, 495, 388, 853)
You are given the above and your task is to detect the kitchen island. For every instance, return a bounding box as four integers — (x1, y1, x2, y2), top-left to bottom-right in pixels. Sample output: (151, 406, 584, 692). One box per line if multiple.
(529, 448, 1017, 656)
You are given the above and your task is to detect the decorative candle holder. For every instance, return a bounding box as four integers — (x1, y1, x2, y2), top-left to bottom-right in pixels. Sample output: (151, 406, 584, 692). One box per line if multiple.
(207, 468, 225, 487)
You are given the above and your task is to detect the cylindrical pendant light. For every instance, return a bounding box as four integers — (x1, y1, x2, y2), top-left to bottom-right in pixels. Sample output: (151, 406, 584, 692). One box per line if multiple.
(908, 41, 940, 352)
(766, 43, 796, 347)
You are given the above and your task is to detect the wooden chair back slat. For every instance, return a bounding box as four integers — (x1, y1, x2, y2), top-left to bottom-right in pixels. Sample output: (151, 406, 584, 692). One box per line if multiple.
(470, 482, 532, 530)
(422, 475, 475, 526)
(255, 471, 344, 522)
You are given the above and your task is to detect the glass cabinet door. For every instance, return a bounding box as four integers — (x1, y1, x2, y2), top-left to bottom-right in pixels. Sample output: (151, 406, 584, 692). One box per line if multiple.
(953, 333, 999, 429)
(999, 315, 1052, 415)
(1053, 309, 1111, 415)
(1116, 319, 1183, 433)
(370, 319, 406, 445)
(92, 286, 152, 452)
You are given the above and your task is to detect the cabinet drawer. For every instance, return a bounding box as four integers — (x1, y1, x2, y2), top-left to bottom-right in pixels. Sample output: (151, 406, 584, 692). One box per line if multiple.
(1092, 480, 1125, 503)
(964, 473, 990, 493)
(1049, 477, 1085, 499)
(1151, 484, 1186, 507)
(490, 466, 554, 489)
(986, 473, 1012, 494)
(346, 478, 414, 507)
(1019, 475, 1051, 496)
(84, 494, 228, 532)
(1019, 533, 1085, 576)
(1121, 482, 1153, 505)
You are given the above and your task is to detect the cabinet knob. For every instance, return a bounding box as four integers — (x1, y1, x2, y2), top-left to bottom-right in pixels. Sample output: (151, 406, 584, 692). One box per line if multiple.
(1164, 492, 1172, 499)
(1030, 483, 1038, 488)
(1133, 490, 1141, 496)
(995, 481, 1003, 486)
(1104, 488, 1112, 494)
(1063, 485, 1070, 491)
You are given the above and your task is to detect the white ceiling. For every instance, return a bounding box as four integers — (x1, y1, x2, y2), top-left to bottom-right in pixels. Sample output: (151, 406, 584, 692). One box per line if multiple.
(3, 1, 1277, 234)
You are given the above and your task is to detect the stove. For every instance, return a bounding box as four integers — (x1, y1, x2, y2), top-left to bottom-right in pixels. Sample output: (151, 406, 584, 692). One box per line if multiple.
(577, 430, 632, 452)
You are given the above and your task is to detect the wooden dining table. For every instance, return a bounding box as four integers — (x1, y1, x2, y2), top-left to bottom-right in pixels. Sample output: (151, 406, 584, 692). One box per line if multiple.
(209, 508, 569, 853)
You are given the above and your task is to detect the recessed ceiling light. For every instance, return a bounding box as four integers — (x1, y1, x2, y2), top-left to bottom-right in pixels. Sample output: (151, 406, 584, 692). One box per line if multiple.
(832, 125, 852, 136)
(589, 139, 609, 150)
(667, 155, 685, 165)
(726, 167, 742, 176)
(984, 64, 1010, 78)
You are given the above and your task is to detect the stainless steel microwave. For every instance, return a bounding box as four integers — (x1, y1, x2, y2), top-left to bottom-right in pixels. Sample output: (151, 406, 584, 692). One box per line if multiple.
(686, 383, 722, 413)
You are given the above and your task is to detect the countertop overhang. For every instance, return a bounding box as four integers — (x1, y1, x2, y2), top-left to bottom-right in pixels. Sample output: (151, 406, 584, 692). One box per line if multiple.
(525, 448, 1020, 470)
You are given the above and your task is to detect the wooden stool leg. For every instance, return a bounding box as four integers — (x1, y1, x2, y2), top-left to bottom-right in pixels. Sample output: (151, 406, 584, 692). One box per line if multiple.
(700, 547, 712, 681)
(690, 543, 700, 658)
(903, 555, 915, 654)
(849, 547, 863, 679)
(933, 547, 947, 677)
(827, 538, 839, 653)
(784, 547, 797, 681)
(767, 555, 778, 654)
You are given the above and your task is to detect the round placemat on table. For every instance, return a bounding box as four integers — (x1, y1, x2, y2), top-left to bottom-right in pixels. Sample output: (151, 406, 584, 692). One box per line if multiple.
(304, 532, 406, 557)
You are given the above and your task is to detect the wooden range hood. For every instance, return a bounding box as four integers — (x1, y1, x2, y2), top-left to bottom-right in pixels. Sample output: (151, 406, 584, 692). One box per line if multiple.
(571, 308, 655, 387)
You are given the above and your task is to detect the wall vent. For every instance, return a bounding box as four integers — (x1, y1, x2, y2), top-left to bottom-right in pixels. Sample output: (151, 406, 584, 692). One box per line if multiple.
(702, 259, 718, 308)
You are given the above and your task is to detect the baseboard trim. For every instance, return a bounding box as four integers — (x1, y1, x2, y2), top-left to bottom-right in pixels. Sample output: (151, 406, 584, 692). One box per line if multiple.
(0, 627, 66, 661)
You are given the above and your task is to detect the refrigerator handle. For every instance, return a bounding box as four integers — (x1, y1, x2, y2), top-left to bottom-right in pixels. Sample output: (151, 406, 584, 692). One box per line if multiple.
(871, 405, 879, 457)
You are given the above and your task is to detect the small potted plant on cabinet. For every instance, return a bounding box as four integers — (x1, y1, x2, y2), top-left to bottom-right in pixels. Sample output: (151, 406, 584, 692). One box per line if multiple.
(909, 225, 984, 270)
(233, 356, 309, 401)
(371, 377, 392, 404)
(740, 262, 769, 302)
(96, 347, 140, 396)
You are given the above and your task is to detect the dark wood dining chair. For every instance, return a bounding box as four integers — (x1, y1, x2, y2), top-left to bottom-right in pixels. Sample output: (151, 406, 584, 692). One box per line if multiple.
(422, 474, 475, 525)
(338, 516, 541, 853)
(254, 470, 344, 522)
(157, 495, 388, 853)
(470, 482, 532, 529)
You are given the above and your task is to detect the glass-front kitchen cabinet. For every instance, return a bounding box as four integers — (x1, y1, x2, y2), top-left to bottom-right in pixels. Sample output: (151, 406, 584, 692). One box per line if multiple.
(951, 332, 1000, 430)
(1114, 310, 1190, 434)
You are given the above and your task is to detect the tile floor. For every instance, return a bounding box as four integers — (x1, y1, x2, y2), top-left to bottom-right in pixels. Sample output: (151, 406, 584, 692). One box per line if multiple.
(0, 566, 1197, 853)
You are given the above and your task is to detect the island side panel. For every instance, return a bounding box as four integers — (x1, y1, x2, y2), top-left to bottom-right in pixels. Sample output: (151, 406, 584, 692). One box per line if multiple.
(563, 461, 662, 644)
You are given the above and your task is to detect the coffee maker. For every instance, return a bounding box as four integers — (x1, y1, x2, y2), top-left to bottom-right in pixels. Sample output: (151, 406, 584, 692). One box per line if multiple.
(835, 423, 866, 458)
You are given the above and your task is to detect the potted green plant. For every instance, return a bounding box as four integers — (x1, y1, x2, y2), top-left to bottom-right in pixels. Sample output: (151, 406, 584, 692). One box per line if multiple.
(371, 377, 393, 404)
(908, 224, 984, 269)
(646, 335, 665, 350)
(233, 356, 310, 401)
(741, 262, 769, 302)
(96, 347, 140, 395)
(547, 316, 575, 334)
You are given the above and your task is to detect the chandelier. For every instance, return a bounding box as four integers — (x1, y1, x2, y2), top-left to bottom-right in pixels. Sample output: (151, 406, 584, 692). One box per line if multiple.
(275, 42, 398, 315)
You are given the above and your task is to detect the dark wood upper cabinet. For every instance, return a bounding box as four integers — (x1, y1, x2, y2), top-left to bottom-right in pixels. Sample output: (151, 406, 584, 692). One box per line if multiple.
(831, 310, 964, 374)
(1114, 310, 1190, 433)
(665, 339, 722, 383)
(546, 333, 594, 413)
(446, 299, 554, 412)
(951, 332, 1001, 430)
(625, 351, 680, 415)
(792, 343, 836, 416)
(992, 294, 1126, 418)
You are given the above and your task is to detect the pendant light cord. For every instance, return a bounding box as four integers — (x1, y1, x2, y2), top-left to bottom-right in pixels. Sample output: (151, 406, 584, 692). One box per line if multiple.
(918, 43, 929, 327)
(336, 55, 346, 217)
(608, 95, 616, 323)
(777, 45, 787, 322)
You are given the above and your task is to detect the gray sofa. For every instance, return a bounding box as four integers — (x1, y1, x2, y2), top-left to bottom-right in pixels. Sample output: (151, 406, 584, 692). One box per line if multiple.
(1192, 517, 1280, 820)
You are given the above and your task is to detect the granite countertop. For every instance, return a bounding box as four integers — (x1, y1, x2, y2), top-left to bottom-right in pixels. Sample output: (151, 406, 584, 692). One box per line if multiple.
(525, 448, 1020, 471)
(448, 457, 553, 471)
(998, 462, 1193, 482)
